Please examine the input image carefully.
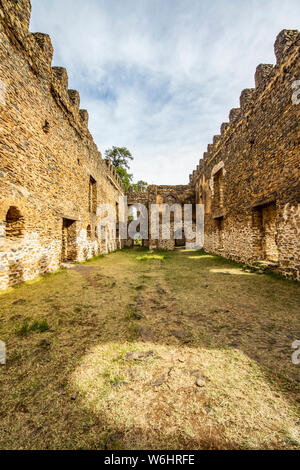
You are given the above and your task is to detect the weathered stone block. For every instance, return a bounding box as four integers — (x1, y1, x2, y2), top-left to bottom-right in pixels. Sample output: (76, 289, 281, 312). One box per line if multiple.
(274, 29, 299, 63)
(52, 67, 68, 90)
(220, 123, 229, 134)
(229, 108, 241, 122)
(255, 64, 273, 88)
(68, 90, 80, 109)
(32, 33, 53, 66)
(240, 89, 255, 110)
(79, 109, 89, 126)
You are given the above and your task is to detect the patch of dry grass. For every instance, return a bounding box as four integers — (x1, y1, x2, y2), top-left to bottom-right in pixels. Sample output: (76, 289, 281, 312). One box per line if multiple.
(0, 248, 299, 449)
(71, 341, 299, 450)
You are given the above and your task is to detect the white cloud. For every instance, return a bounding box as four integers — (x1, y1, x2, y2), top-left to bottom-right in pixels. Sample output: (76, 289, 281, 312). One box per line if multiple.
(30, 0, 300, 184)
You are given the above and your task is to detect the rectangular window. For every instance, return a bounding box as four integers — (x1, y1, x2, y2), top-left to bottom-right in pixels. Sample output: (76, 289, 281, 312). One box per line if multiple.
(89, 176, 97, 214)
(115, 202, 119, 237)
(213, 170, 224, 208)
(215, 216, 224, 249)
(115, 202, 119, 223)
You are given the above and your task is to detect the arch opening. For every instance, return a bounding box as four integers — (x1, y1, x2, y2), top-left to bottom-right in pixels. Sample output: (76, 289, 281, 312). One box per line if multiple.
(5, 206, 24, 239)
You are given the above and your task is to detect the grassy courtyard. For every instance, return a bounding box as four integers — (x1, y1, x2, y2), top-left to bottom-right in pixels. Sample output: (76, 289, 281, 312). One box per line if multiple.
(0, 248, 299, 450)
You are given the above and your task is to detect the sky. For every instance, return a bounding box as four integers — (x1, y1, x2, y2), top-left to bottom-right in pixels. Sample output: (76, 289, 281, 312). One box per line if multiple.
(30, 0, 300, 185)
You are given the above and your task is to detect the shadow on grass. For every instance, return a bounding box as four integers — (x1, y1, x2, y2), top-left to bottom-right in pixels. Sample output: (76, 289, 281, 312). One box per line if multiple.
(0, 248, 299, 449)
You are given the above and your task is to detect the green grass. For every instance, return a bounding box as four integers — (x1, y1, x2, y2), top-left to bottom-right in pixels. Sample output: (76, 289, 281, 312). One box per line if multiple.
(0, 248, 299, 450)
(136, 254, 165, 261)
(15, 319, 50, 336)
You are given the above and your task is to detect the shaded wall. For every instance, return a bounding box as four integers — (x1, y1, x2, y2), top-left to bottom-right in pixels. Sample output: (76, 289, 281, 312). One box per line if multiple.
(0, 0, 124, 289)
(190, 30, 300, 279)
(127, 185, 195, 250)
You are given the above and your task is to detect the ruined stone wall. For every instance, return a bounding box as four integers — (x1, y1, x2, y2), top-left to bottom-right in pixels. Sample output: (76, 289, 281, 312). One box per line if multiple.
(128, 184, 194, 250)
(0, 0, 124, 290)
(1, 2, 298, 288)
(190, 30, 300, 279)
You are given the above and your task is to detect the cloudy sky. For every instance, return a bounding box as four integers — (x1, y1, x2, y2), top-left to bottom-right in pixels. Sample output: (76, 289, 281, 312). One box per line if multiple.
(30, 0, 300, 185)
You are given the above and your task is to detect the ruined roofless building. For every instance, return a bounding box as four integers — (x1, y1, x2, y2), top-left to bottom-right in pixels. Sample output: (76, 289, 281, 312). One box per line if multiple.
(124, 29, 300, 280)
(0, 0, 299, 289)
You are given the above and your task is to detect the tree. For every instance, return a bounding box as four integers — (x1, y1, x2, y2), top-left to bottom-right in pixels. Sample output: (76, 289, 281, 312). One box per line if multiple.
(132, 180, 148, 192)
(104, 146, 133, 170)
(104, 146, 148, 193)
(105, 146, 134, 191)
(115, 166, 133, 192)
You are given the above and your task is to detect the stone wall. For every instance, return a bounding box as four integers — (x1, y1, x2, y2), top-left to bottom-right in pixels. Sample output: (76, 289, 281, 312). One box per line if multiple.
(0, 0, 124, 290)
(0, 1, 299, 288)
(128, 185, 195, 250)
(189, 29, 300, 280)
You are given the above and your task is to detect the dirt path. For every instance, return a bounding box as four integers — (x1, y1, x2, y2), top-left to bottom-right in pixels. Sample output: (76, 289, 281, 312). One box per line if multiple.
(0, 248, 299, 449)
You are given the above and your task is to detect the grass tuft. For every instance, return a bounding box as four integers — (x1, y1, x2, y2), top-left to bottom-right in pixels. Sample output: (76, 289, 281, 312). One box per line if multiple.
(136, 255, 165, 261)
(15, 319, 50, 336)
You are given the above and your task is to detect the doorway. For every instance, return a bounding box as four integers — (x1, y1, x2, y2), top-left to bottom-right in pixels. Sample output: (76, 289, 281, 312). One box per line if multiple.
(252, 202, 278, 262)
(62, 218, 77, 262)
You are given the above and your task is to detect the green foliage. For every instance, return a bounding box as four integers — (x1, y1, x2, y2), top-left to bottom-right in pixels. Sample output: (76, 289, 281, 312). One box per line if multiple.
(104, 146, 134, 191)
(132, 180, 148, 192)
(30, 319, 50, 333)
(111, 375, 125, 384)
(15, 319, 50, 336)
(129, 323, 139, 342)
(104, 147, 148, 192)
(136, 255, 165, 261)
(15, 321, 30, 337)
(104, 146, 133, 169)
(115, 166, 133, 192)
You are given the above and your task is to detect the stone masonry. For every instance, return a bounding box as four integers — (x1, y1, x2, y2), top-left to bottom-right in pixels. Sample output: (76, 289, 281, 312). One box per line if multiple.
(127, 185, 195, 250)
(128, 30, 300, 280)
(188, 29, 300, 280)
(0, 1, 299, 288)
(0, 0, 124, 290)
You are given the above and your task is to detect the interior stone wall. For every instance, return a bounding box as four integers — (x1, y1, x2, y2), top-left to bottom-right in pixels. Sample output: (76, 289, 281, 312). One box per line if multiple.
(189, 29, 300, 279)
(0, 0, 124, 290)
(127, 185, 195, 250)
